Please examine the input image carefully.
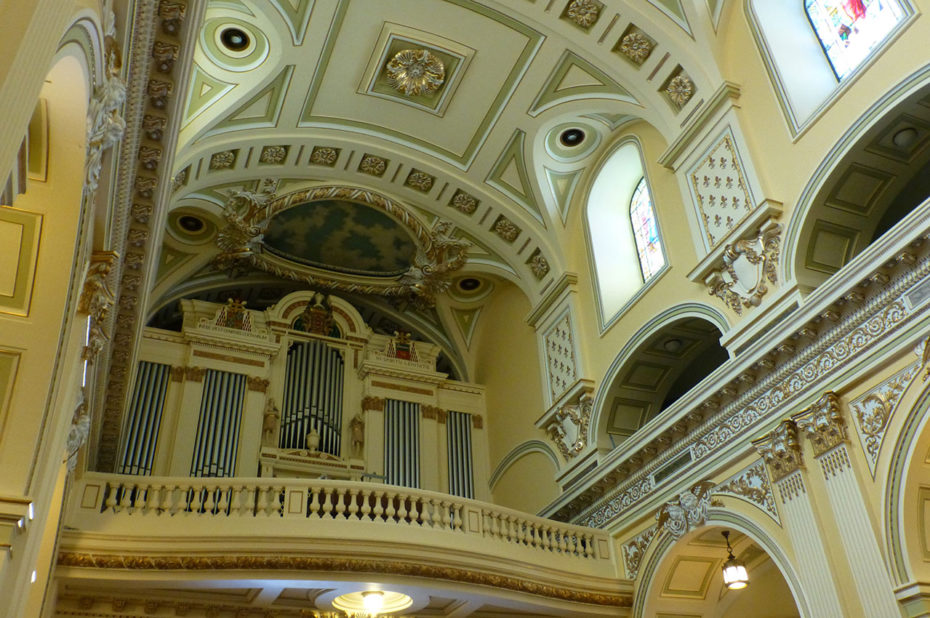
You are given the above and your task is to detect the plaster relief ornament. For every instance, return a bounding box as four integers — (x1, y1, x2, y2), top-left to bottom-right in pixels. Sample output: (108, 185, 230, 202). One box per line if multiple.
(66, 401, 91, 471)
(851, 362, 919, 473)
(386, 49, 445, 97)
(262, 398, 279, 447)
(450, 190, 479, 215)
(529, 252, 550, 280)
(78, 251, 119, 361)
(565, 0, 603, 29)
(398, 219, 470, 306)
(619, 31, 653, 65)
(210, 150, 236, 170)
(359, 154, 387, 177)
(85, 13, 126, 195)
(213, 189, 272, 271)
(655, 480, 718, 539)
(350, 414, 364, 455)
(665, 73, 694, 108)
(405, 169, 434, 193)
(753, 420, 803, 482)
(794, 391, 846, 457)
(546, 393, 593, 459)
(309, 146, 339, 166)
(706, 221, 781, 315)
(493, 215, 520, 242)
(259, 145, 287, 164)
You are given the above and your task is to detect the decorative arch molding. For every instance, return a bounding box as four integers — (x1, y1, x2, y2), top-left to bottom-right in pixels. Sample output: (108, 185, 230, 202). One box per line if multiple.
(633, 509, 810, 617)
(488, 439, 561, 490)
(270, 289, 369, 337)
(782, 64, 930, 289)
(57, 14, 106, 92)
(589, 302, 730, 447)
(877, 360, 930, 586)
(744, 0, 916, 135)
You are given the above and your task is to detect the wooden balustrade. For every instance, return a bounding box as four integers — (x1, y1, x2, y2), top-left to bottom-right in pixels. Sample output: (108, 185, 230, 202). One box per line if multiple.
(77, 473, 605, 561)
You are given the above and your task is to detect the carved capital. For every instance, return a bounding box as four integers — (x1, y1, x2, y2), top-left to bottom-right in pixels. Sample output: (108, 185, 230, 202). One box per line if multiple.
(184, 366, 205, 383)
(753, 420, 803, 482)
(361, 396, 384, 412)
(170, 366, 185, 382)
(472, 414, 483, 429)
(655, 480, 718, 539)
(794, 392, 846, 457)
(246, 376, 269, 393)
(421, 405, 442, 420)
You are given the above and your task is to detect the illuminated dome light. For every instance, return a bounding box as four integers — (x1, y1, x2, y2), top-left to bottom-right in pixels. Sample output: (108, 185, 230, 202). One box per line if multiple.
(332, 589, 413, 616)
(721, 530, 749, 590)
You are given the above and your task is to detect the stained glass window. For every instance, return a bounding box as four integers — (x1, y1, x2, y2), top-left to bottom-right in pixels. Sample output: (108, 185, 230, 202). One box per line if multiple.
(630, 178, 664, 281)
(805, 0, 904, 80)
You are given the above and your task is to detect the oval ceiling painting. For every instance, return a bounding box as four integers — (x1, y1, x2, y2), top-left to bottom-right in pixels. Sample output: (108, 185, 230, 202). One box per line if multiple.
(262, 199, 418, 276)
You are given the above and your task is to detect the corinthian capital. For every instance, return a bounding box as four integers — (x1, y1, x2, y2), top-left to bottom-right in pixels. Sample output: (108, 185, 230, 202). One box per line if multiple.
(753, 420, 802, 482)
(793, 391, 846, 457)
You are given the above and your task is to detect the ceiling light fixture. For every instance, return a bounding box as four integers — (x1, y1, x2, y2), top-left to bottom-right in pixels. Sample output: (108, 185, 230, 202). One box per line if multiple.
(892, 127, 918, 148)
(721, 530, 749, 590)
(362, 590, 384, 613)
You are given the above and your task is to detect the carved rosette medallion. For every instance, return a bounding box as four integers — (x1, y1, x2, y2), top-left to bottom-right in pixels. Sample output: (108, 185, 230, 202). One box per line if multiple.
(449, 190, 479, 215)
(210, 150, 236, 170)
(385, 49, 445, 97)
(753, 420, 803, 483)
(618, 31, 653, 65)
(655, 481, 718, 539)
(665, 74, 694, 108)
(564, 0, 603, 29)
(359, 154, 387, 177)
(493, 215, 520, 242)
(405, 169, 434, 192)
(793, 392, 846, 457)
(309, 146, 339, 166)
(259, 145, 287, 164)
(706, 220, 781, 315)
(528, 251, 550, 280)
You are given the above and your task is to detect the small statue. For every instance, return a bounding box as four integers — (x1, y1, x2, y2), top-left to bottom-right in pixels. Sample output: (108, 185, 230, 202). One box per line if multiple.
(350, 414, 365, 455)
(261, 398, 279, 447)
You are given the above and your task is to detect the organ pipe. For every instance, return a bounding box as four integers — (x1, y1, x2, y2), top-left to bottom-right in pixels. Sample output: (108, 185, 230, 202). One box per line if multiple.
(190, 369, 246, 477)
(384, 399, 420, 488)
(281, 340, 344, 455)
(447, 411, 474, 499)
(117, 361, 171, 475)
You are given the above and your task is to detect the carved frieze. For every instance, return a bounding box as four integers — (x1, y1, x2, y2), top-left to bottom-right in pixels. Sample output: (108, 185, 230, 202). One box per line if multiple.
(706, 220, 781, 315)
(793, 392, 846, 457)
(713, 459, 779, 522)
(850, 361, 919, 475)
(362, 396, 385, 412)
(246, 377, 269, 393)
(689, 134, 754, 248)
(185, 366, 205, 383)
(655, 480, 718, 539)
(753, 420, 802, 482)
(621, 526, 656, 580)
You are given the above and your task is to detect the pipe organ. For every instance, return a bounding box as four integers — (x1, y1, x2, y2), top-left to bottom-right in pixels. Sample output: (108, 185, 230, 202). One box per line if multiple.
(384, 399, 420, 488)
(281, 340, 344, 455)
(118, 292, 490, 500)
(117, 361, 171, 475)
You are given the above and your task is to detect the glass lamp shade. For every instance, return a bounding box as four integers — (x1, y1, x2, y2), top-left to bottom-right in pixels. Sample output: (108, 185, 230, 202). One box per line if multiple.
(722, 559, 749, 590)
(362, 591, 385, 613)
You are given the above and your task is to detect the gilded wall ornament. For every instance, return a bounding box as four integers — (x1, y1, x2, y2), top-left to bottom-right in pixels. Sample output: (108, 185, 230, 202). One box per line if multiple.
(359, 154, 387, 176)
(529, 252, 550, 280)
(85, 36, 126, 194)
(850, 362, 918, 474)
(618, 31, 653, 65)
(655, 481, 718, 539)
(794, 392, 846, 457)
(146, 79, 172, 108)
(450, 189, 479, 215)
(565, 0, 603, 29)
(259, 145, 287, 164)
(362, 396, 385, 412)
(713, 459, 779, 521)
(135, 176, 157, 198)
(246, 376, 269, 393)
(142, 114, 166, 141)
(170, 169, 186, 193)
(386, 49, 445, 97)
(753, 420, 803, 482)
(493, 215, 520, 242)
(309, 146, 339, 166)
(158, 1, 186, 34)
(621, 526, 656, 580)
(151, 40, 179, 73)
(66, 401, 91, 471)
(665, 73, 694, 108)
(546, 393, 592, 459)
(210, 150, 236, 170)
(405, 169, 434, 192)
(78, 251, 119, 361)
(706, 221, 781, 315)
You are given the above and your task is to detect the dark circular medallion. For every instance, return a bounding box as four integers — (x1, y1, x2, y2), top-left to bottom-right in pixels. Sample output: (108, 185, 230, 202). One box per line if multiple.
(220, 27, 250, 52)
(559, 128, 586, 147)
(458, 278, 481, 292)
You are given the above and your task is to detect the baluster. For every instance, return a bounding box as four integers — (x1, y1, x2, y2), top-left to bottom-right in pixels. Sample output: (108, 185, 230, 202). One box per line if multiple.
(558, 529, 567, 553)
(488, 512, 499, 538)
(204, 486, 216, 514)
(360, 489, 372, 522)
(585, 534, 594, 558)
(397, 495, 408, 523)
(527, 523, 538, 549)
(372, 491, 384, 522)
(257, 486, 269, 517)
(270, 486, 283, 516)
(168, 485, 181, 516)
(430, 499, 442, 528)
(322, 488, 334, 517)
(567, 533, 577, 556)
(308, 486, 321, 519)
(516, 518, 526, 544)
(408, 496, 420, 526)
(134, 484, 149, 514)
(440, 500, 451, 530)
(157, 484, 169, 515)
(119, 483, 134, 512)
(543, 525, 554, 551)
(335, 488, 347, 519)
(385, 491, 397, 521)
(217, 486, 230, 515)
(104, 483, 118, 511)
(451, 503, 463, 532)
(229, 486, 242, 516)
(347, 489, 360, 520)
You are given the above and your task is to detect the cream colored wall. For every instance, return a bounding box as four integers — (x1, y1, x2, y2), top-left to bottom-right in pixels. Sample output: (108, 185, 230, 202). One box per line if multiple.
(490, 450, 560, 517)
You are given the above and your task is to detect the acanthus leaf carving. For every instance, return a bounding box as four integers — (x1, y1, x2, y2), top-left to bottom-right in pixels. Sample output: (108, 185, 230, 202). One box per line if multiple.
(850, 361, 919, 474)
(712, 459, 779, 522)
(78, 251, 120, 362)
(753, 420, 803, 483)
(655, 480, 718, 539)
(705, 220, 781, 314)
(621, 525, 657, 580)
(793, 391, 846, 457)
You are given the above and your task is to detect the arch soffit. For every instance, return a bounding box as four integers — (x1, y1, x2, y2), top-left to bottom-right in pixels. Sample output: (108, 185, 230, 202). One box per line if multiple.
(782, 63, 930, 286)
(588, 302, 730, 446)
(633, 509, 810, 618)
(488, 439, 561, 491)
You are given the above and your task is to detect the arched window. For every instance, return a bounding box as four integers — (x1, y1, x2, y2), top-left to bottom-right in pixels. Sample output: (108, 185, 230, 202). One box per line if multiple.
(587, 141, 667, 330)
(629, 178, 664, 280)
(805, 0, 906, 80)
